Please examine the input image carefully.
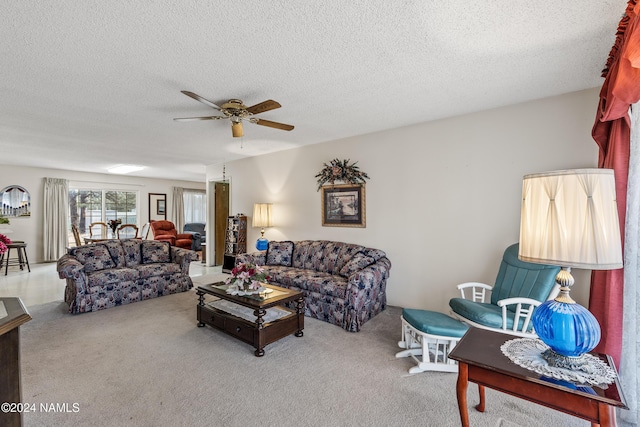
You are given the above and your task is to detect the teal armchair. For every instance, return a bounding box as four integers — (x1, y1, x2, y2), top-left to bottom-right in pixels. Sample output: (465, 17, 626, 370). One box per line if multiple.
(449, 243, 560, 337)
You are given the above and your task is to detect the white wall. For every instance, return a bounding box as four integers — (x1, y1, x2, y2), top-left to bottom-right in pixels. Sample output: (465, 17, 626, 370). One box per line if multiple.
(209, 88, 600, 311)
(0, 165, 204, 263)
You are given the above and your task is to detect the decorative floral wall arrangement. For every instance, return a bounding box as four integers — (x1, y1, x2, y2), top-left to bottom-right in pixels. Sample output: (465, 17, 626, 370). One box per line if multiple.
(315, 158, 370, 191)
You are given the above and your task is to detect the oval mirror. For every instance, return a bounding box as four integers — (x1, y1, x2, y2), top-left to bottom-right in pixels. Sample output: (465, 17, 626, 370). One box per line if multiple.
(0, 185, 31, 217)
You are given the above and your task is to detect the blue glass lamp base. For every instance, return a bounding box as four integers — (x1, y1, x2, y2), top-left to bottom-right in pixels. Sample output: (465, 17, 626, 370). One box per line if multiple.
(256, 238, 268, 251)
(532, 298, 601, 364)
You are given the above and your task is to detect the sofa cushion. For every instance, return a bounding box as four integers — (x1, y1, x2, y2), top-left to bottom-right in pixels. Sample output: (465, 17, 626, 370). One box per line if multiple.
(449, 297, 533, 332)
(86, 268, 140, 291)
(141, 241, 171, 263)
(101, 240, 126, 268)
(262, 266, 348, 299)
(71, 245, 116, 272)
(133, 263, 182, 279)
(121, 239, 142, 266)
(266, 241, 294, 266)
(291, 240, 317, 269)
(339, 252, 375, 277)
(335, 243, 366, 273)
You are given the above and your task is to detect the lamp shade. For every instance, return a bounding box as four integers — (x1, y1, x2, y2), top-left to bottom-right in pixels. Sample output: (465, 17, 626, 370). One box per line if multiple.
(231, 122, 244, 138)
(253, 203, 273, 251)
(518, 169, 623, 364)
(252, 203, 273, 228)
(519, 169, 622, 270)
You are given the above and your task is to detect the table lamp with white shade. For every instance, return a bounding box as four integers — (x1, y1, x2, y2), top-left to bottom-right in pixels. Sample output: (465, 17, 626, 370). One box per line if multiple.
(253, 203, 273, 251)
(518, 169, 623, 369)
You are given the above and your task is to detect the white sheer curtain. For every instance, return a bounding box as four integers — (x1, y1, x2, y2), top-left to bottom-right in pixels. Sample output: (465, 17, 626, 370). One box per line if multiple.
(183, 189, 206, 223)
(619, 105, 640, 426)
(43, 178, 69, 261)
(171, 187, 184, 233)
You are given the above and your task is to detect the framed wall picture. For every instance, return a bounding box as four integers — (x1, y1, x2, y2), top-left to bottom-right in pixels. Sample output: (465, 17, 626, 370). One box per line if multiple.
(321, 184, 365, 227)
(149, 193, 166, 221)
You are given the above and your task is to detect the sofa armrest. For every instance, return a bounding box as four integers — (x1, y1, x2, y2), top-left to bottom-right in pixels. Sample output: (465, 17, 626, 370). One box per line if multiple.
(171, 247, 200, 274)
(155, 235, 176, 246)
(57, 254, 88, 295)
(343, 256, 391, 331)
(347, 257, 391, 291)
(57, 254, 84, 279)
(183, 231, 202, 251)
(236, 252, 266, 266)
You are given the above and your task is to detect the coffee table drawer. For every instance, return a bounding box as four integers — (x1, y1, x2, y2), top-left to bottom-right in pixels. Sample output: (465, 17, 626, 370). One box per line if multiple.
(224, 317, 255, 342)
(199, 306, 225, 329)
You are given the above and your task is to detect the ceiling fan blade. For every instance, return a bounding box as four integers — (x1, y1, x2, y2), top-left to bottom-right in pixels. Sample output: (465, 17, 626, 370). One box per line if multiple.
(173, 116, 226, 121)
(180, 91, 222, 111)
(246, 100, 281, 115)
(255, 119, 294, 131)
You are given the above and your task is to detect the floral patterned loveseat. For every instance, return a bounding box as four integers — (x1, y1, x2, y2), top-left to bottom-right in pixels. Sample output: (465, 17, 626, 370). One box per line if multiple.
(57, 239, 198, 314)
(236, 240, 392, 332)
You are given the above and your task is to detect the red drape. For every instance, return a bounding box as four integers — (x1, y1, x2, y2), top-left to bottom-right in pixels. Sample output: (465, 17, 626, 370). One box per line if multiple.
(590, 0, 640, 367)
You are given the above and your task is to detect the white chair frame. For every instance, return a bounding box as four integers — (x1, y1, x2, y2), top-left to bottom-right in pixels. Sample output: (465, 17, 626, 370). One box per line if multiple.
(450, 282, 560, 338)
(396, 317, 461, 374)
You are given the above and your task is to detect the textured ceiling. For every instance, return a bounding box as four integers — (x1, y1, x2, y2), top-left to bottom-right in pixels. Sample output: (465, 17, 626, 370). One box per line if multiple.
(0, 1, 623, 181)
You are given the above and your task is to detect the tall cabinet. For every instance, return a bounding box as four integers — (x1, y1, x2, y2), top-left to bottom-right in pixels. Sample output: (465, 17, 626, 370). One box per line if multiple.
(222, 215, 247, 273)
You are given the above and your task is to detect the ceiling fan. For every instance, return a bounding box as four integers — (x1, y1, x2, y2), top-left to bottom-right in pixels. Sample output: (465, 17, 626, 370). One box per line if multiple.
(174, 91, 294, 138)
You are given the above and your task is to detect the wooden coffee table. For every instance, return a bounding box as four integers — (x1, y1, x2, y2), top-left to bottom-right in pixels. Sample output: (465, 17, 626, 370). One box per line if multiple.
(196, 282, 304, 356)
(448, 328, 627, 427)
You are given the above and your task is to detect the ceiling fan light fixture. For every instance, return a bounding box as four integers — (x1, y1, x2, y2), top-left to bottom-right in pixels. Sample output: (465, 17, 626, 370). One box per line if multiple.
(231, 121, 244, 138)
(176, 91, 293, 138)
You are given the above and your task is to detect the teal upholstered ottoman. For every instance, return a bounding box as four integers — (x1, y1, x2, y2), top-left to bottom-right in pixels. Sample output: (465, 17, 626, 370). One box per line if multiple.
(396, 308, 469, 373)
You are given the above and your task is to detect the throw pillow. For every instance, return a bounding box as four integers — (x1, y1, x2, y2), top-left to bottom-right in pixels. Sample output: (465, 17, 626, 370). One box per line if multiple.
(339, 252, 375, 277)
(266, 241, 294, 266)
(141, 240, 171, 264)
(71, 245, 116, 273)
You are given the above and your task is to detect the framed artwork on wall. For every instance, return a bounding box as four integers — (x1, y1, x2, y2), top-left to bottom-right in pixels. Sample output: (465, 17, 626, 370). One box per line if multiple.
(149, 193, 166, 221)
(321, 184, 365, 228)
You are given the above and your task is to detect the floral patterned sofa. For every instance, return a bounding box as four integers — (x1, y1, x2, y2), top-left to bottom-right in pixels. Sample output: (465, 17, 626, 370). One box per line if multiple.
(57, 239, 198, 314)
(236, 240, 392, 332)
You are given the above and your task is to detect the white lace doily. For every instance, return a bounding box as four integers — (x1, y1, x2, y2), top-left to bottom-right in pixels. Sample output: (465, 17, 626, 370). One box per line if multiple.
(500, 338, 616, 387)
(225, 286, 272, 296)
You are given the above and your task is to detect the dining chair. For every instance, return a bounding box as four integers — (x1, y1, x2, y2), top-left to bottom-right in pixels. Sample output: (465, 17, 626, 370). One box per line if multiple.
(140, 222, 151, 240)
(117, 224, 139, 239)
(71, 224, 82, 246)
(448, 243, 561, 338)
(89, 222, 108, 239)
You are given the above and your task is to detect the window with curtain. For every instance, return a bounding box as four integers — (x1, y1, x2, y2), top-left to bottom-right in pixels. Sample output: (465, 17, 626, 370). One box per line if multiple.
(183, 190, 206, 224)
(68, 188, 138, 245)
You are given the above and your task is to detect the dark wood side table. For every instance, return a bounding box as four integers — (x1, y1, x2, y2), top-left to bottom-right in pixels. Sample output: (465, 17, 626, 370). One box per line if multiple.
(448, 328, 627, 427)
(0, 298, 32, 427)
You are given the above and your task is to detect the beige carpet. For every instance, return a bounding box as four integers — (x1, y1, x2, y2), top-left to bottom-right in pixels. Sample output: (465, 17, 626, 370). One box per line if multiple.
(19, 279, 588, 427)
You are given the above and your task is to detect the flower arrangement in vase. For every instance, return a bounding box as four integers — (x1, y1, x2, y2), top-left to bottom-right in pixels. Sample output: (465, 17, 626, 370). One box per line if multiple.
(225, 262, 270, 295)
(107, 219, 122, 236)
(0, 233, 11, 256)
